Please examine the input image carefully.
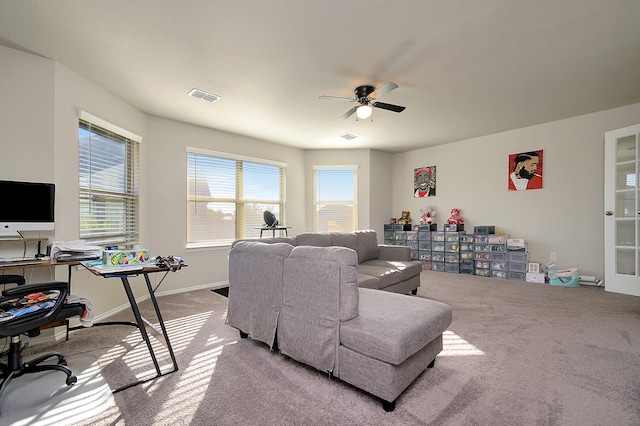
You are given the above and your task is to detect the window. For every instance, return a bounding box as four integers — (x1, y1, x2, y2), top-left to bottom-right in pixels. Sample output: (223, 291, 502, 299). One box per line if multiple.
(78, 112, 141, 248)
(187, 148, 286, 247)
(313, 166, 358, 232)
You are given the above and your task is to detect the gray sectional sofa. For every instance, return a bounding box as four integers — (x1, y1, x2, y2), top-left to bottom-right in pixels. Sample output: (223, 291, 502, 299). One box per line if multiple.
(226, 240, 453, 411)
(232, 229, 423, 295)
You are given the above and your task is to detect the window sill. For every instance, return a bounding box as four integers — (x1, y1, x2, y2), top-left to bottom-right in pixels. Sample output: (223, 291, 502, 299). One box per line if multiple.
(185, 243, 231, 252)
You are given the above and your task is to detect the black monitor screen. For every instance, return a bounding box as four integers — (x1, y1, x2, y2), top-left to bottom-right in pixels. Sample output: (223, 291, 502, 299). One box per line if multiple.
(0, 180, 55, 230)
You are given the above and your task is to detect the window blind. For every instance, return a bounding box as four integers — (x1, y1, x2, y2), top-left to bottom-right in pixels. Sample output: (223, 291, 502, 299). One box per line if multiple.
(313, 166, 358, 232)
(187, 149, 285, 247)
(79, 119, 140, 247)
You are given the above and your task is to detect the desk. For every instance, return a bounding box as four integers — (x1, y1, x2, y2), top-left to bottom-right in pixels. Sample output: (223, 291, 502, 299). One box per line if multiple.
(255, 226, 292, 238)
(0, 258, 79, 289)
(0, 259, 181, 392)
(78, 263, 180, 392)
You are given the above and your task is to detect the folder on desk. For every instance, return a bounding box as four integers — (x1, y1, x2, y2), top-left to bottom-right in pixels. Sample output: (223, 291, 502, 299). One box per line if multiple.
(82, 261, 144, 274)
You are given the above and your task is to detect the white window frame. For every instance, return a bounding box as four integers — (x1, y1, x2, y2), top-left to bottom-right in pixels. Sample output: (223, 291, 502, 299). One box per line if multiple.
(186, 147, 286, 248)
(78, 111, 141, 248)
(313, 165, 358, 232)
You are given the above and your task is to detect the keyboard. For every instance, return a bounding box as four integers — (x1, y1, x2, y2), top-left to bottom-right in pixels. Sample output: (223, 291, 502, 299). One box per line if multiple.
(0, 257, 44, 267)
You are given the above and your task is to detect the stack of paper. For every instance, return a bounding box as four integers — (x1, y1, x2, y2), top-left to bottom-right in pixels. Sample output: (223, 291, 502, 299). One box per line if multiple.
(50, 240, 102, 261)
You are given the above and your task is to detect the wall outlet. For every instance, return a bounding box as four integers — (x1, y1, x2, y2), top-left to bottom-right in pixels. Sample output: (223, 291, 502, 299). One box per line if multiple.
(550, 252, 557, 261)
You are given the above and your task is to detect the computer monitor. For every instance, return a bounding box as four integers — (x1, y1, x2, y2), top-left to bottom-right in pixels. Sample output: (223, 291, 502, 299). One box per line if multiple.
(0, 180, 55, 236)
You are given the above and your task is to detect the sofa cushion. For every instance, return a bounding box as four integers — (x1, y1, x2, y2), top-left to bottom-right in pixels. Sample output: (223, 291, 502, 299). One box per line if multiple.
(227, 241, 295, 349)
(231, 236, 296, 248)
(295, 232, 332, 247)
(361, 259, 422, 281)
(356, 264, 402, 288)
(340, 288, 453, 365)
(356, 273, 380, 289)
(279, 246, 359, 373)
(285, 246, 359, 321)
(330, 232, 359, 254)
(355, 230, 380, 263)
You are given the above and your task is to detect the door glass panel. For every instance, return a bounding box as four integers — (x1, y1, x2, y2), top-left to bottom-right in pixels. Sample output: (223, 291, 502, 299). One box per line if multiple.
(616, 220, 635, 246)
(615, 133, 638, 275)
(615, 191, 636, 217)
(616, 135, 636, 162)
(616, 248, 636, 275)
(615, 163, 636, 190)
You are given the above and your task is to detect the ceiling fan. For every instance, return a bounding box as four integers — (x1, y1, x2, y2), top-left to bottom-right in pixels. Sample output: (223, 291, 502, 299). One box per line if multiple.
(319, 82, 406, 120)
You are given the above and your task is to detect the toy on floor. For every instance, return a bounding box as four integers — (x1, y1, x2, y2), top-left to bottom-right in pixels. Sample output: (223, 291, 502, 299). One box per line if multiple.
(546, 262, 580, 287)
(447, 208, 464, 225)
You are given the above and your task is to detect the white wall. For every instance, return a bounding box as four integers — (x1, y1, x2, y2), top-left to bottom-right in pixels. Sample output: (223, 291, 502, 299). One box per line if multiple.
(143, 115, 306, 290)
(0, 46, 56, 279)
(392, 103, 640, 278)
(369, 150, 394, 238)
(0, 46, 54, 181)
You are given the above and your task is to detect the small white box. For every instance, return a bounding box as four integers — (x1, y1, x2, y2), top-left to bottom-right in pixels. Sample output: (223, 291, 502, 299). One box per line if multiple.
(526, 272, 545, 283)
(528, 262, 541, 273)
(507, 238, 527, 250)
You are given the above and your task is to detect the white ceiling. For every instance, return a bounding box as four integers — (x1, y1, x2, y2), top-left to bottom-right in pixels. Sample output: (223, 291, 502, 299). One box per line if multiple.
(1, 0, 639, 153)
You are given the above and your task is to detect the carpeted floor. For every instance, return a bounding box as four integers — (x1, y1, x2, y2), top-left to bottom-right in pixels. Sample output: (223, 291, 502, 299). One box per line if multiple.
(13, 272, 640, 425)
(0, 355, 113, 426)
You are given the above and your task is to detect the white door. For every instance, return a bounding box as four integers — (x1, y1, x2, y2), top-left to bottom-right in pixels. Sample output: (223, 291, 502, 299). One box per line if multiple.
(604, 124, 640, 296)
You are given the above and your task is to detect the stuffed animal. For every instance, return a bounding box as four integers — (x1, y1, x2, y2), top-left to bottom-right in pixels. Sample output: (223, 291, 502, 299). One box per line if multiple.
(447, 208, 464, 225)
(398, 211, 411, 225)
(419, 208, 435, 225)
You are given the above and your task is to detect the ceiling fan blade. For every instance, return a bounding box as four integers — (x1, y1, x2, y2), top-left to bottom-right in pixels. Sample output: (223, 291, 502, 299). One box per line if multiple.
(370, 82, 399, 99)
(319, 95, 356, 101)
(340, 106, 358, 119)
(372, 102, 406, 113)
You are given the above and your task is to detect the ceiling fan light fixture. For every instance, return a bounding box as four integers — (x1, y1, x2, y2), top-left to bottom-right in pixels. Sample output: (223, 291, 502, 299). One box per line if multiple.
(356, 104, 373, 119)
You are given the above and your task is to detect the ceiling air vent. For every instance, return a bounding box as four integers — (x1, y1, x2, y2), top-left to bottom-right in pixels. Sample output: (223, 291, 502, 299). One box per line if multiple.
(340, 133, 357, 140)
(188, 88, 220, 103)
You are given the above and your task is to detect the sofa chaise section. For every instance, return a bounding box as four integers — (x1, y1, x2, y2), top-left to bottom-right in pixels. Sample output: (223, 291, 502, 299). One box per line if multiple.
(228, 242, 453, 411)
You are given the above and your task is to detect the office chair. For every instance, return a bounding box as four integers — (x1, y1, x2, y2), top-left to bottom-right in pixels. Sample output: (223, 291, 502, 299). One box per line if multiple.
(0, 280, 78, 410)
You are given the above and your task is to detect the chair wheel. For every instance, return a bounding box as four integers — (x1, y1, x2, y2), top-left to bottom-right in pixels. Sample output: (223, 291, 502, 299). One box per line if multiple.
(66, 375, 77, 386)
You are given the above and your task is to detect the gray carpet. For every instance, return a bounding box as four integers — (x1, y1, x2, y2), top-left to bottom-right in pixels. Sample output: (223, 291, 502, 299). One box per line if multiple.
(18, 272, 640, 425)
(0, 355, 113, 426)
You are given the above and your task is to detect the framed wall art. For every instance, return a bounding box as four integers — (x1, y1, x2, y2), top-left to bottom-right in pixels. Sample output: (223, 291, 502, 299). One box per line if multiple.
(508, 150, 543, 191)
(414, 166, 436, 197)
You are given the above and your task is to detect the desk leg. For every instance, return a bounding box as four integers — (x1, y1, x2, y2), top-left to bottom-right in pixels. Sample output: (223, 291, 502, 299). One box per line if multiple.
(142, 273, 178, 372)
(66, 264, 73, 340)
(115, 275, 163, 392)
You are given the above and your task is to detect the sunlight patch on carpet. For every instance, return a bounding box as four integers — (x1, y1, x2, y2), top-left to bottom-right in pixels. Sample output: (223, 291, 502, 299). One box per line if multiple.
(153, 344, 227, 424)
(94, 310, 214, 392)
(0, 356, 113, 426)
(440, 330, 485, 356)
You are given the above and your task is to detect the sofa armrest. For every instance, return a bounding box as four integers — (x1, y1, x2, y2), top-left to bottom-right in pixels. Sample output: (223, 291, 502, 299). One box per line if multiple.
(378, 244, 411, 261)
